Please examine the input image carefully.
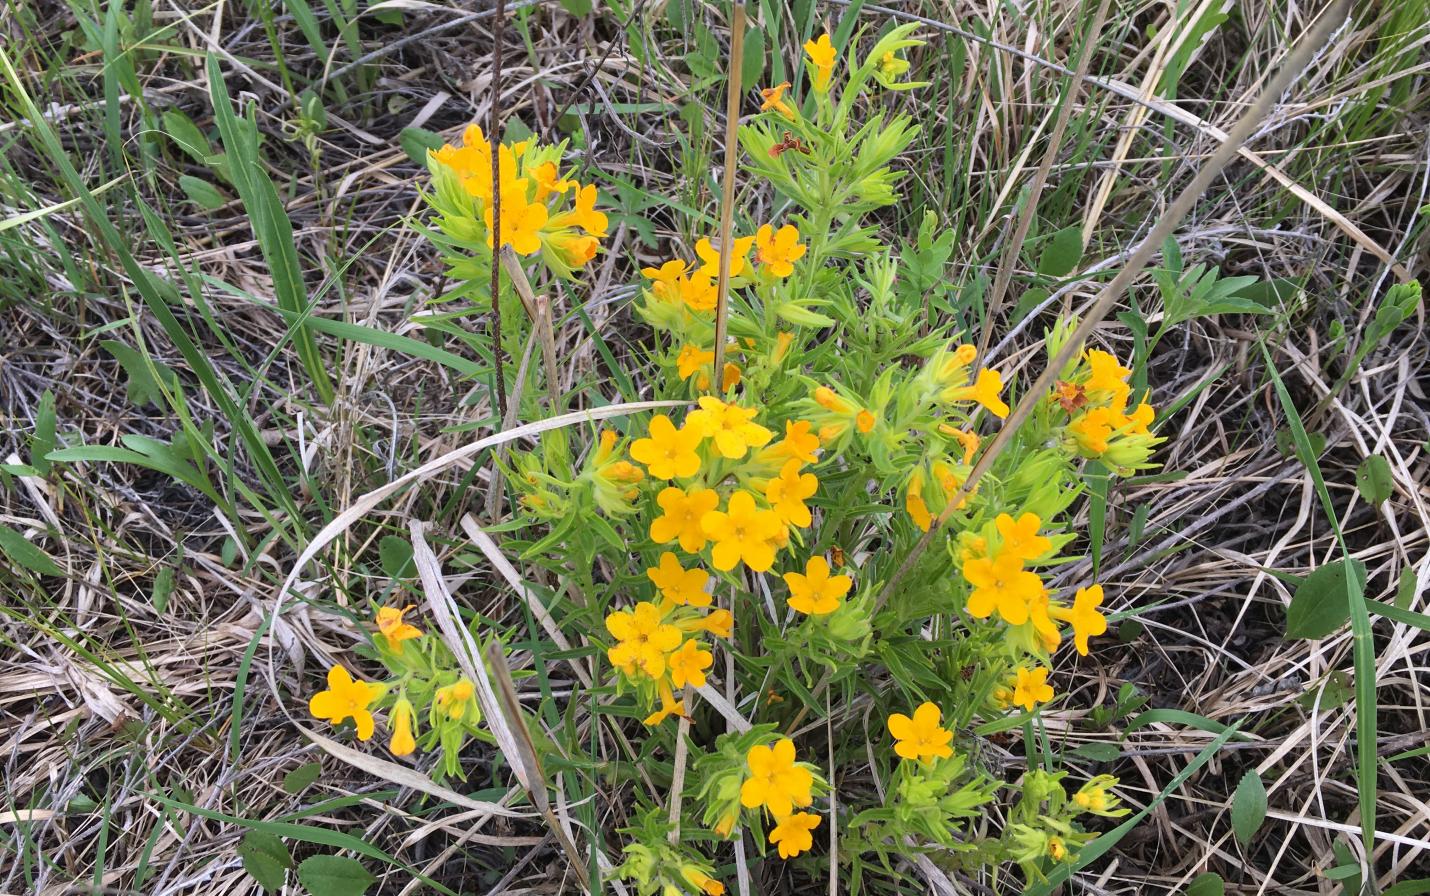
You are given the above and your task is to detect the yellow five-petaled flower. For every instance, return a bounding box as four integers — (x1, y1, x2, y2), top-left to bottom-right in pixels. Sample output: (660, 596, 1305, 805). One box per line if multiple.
(650, 486, 720, 553)
(740, 738, 814, 817)
(887, 702, 954, 762)
(309, 665, 383, 740)
(702, 491, 784, 572)
(784, 555, 851, 615)
(647, 552, 711, 607)
(769, 812, 821, 859)
(630, 414, 704, 479)
(687, 397, 773, 459)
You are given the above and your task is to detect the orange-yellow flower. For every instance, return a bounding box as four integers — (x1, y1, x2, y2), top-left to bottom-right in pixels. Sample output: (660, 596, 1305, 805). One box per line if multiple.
(650, 485, 720, 553)
(754, 223, 807, 277)
(668, 638, 713, 688)
(1051, 584, 1108, 656)
(765, 459, 818, 527)
(760, 81, 796, 119)
(376, 605, 422, 651)
(630, 415, 704, 479)
(676, 344, 716, 381)
(606, 601, 682, 678)
(856, 409, 877, 434)
(813, 385, 853, 414)
(641, 259, 688, 304)
(769, 812, 821, 859)
(887, 702, 953, 762)
(905, 469, 933, 531)
(647, 552, 711, 608)
(784, 555, 851, 615)
(695, 235, 754, 279)
(702, 491, 784, 572)
(950, 368, 1010, 418)
(1013, 666, 1054, 711)
(1085, 349, 1132, 405)
(803, 33, 836, 92)
(963, 553, 1044, 625)
(687, 397, 773, 459)
(544, 229, 599, 269)
(309, 665, 382, 740)
(389, 697, 416, 756)
(770, 419, 820, 464)
(483, 181, 549, 255)
(740, 738, 814, 817)
(700, 608, 733, 640)
(530, 160, 574, 201)
(995, 512, 1052, 562)
(548, 182, 608, 237)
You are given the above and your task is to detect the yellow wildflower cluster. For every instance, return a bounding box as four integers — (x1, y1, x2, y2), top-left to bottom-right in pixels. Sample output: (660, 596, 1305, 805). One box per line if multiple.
(427, 124, 608, 277)
(1055, 349, 1163, 473)
(742, 738, 822, 859)
(605, 594, 728, 725)
(308, 605, 481, 777)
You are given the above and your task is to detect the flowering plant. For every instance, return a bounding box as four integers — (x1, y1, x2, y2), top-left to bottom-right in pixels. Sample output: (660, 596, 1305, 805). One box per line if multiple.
(309, 24, 1164, 891)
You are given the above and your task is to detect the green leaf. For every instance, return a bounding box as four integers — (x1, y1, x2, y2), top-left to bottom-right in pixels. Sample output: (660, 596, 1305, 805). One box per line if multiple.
(379, 535, 415, 579)
(1231, 769, 1267, 845)
(0, 524, 63, 577)
(1186, 872, 1224, 896)
(282, 761, 322, 795)
(741, 26, 766, 87)
(298, 855, 376, 896)
(1036, 225, 1082, 278)
(151, 563, 176, 614)
(1068, 742, 1121, 762)
(1383, 879, 1430, 896)
(1297, 669, 1353, 711)
(1395, 568, 1417, 610)
(238, 830, 292, 893)
(398, 127, 443, 166)
(29, 389, 56, 475)
(1354, 454, 1393, 506)
(1286, 559, 1366, 640)
(179, 175, 227, 210)
(557, 0, 593, 13)
(161, 109, 212, 164)
(101, 339, 179, 408)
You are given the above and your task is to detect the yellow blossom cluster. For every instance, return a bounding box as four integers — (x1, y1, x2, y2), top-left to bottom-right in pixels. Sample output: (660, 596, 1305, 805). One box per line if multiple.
(1056, 349, 1162, 472)
(742, 738, 822, 859)
(428, 124, 607, 275)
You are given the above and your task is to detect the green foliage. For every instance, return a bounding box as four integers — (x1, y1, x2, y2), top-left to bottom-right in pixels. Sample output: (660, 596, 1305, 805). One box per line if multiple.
(1286, 559, 1367, 640)
(1354, 454, 1393, 506)
(239, 831, 292, 893)
(297, 855, 376, 896)
(1230, 770, 1267, 846)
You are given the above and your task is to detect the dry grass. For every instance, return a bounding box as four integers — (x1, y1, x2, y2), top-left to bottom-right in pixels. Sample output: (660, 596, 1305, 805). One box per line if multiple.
(1, 0, 1427, 893)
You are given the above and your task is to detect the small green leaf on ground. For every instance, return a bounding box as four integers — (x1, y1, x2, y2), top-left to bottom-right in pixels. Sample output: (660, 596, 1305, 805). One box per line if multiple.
(1231, 769, 1267, 845)
(379, 535, 415, 579)
(100, 339, 179, 408)
(1286, 558, 1366, 640)
(1354, 454, 1393, 506)
(1396, 568, 1418, 610)
(0, 524, 63, 577)
(1069, 742, 1121, 762)
(1037, 225, 1083, 277)
(1297, 669, 1353, 711)
(298, 855, 376, 896)
(282, 761, 321, 794)
(238, 830, 292, 893)
(1186, 872, 1225, 896)
(179, 175, 228, 210)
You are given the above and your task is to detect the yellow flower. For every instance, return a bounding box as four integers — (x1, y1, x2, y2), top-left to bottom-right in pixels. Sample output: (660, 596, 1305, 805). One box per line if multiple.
(544, 229, 599, 269)
(376, 605, 422, 651)
(855, 409, 876, 434)
(606, 601, 682, 678)
(309, 665, 382, 740)
(668, 638, 713, 688)
(530, 160, 574, 201)
(434, 678, 475, 719)
(482, 180, 549, 255)
(389, 697, 416, 756)
(772, 331, 796, 363)
(687, 397, 773, 460)
(995, 512, 1052, 562)
(950, 368, 1010, 418)
(759, 81, 796, 120)
(887, 702, 953, 762)
(740, 738, 814, 817)
(548, 182, 608, 237)
(643, 680, 687, 726)
(681, 866, 726, 896)
(765, 459, 818, 527)
(753, 223, 807, 277)
(784, 555, 851, 616)
(1048, 836, 1068, 861)
(1051, 584, 1108, 656)
(642, 259, 688, 304)
(677, 344, 716, 381)
(963, 553, 1044, 625)
(695, 235, 754, 279)
(1068, 406, 1118, 454)
(1025, 590, 1063, 652)
(803, 33, 837, 92)
(813, 385, 853, 414)
(943, 426, 981, 463)
(702, 491, 784, 572)
(679, 271, 719, 312)
(1012, 666, 1054, 711)
(1126, 401, 1155, 434)
(769, 812, 821, 859)
(700, 608, 734, 640)
(650, 485, 720, 553)
(905, 469, 933, 531)
(769, 419, 820, 464)
(647, 552, 711, 608)
(630, 414, 704, 479)
(1085, 349, 1132, 405)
